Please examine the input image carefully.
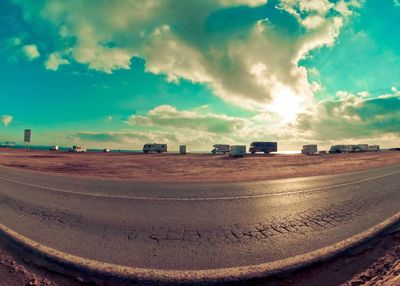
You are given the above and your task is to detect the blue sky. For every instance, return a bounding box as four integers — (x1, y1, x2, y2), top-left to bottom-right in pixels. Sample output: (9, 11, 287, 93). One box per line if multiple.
(0, 0, 399, 150)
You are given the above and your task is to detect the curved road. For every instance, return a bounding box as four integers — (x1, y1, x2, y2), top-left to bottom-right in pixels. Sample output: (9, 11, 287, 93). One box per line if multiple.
(0, 164, 399, 270)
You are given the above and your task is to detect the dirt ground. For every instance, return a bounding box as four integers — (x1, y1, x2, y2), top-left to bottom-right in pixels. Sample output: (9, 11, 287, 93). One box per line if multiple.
(0, 245, 55, 286)
(1, 148, 400, 182)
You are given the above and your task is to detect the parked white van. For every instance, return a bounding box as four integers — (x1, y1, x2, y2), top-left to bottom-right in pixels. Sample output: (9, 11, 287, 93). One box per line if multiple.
(71, 145, 87, 153)
(368, 145, 380, 152)
(211, 144, 230, 154)
(143, 143, 168, 153)
(229, 145, 246, 158)
(301, 145, 318, 155)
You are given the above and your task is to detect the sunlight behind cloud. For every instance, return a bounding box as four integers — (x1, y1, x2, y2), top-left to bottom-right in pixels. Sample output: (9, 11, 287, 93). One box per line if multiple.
(268, 86, 304, 124)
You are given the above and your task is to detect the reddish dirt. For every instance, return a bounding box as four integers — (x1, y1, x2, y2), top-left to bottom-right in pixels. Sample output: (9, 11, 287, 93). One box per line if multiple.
(0, 246, 55, 286)
(0, 148, 400, 182)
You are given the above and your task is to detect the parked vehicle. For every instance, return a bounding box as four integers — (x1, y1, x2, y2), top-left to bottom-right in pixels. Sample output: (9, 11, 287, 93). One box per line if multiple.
(0, 141, 16, 147)
(179, 145, 188, 155)
(330, 144, 371, 153)
(229, 145, 246, 158)
(329, 145, 349, 153)
(143, 143, 168, 153)
(249, 142, 277, 154)
(70, 145, 87, 153)
(301, 145, 318, 155)
(368, 145, 380, 152)
(354, 144, 369, 152)
(49, 145, 59, 151)
(211, 144, 230, 154)
(103, 148, 111, 153)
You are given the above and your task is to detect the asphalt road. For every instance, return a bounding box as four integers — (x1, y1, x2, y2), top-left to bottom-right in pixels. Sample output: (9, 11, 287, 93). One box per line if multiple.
(0, 164, 399, 270)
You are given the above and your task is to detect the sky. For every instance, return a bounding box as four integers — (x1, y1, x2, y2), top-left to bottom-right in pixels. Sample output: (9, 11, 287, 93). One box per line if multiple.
(0, 0, 399, 151)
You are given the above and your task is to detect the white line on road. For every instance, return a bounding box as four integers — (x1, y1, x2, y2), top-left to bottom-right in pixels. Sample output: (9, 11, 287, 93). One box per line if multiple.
(0, 171, 399, 201)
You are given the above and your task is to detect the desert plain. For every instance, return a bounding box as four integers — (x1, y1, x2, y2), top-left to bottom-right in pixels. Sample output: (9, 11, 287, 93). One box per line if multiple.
(0, 148, 399, 182)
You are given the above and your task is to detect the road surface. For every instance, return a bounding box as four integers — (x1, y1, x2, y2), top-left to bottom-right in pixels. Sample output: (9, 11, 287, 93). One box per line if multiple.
(0, 164, 399, 270)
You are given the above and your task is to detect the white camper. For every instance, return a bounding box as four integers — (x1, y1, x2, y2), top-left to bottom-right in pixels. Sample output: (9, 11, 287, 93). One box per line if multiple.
(301, 145, 318, 155)
(211, 144, 230, 154)
(49, 145, 59, 151)
(347, 144, 368, 152)
(357, 144, 369, 152)
(329, 145, 349, 153)
(143, 143, 168, 153)
(179, 145, 188, 155)
(368, 145, 380, 152)
(71, 145, 87, 153)
(229, 145, 246, 158)
(103, 148, 111, 153)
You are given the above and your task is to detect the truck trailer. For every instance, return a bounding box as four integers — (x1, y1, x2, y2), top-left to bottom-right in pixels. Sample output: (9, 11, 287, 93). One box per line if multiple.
(143, 143, 168, 153)
(249, 142, 277, 154)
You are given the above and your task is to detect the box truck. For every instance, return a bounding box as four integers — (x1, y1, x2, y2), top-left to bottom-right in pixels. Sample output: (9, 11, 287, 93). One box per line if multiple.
(249, 142, 277, 154)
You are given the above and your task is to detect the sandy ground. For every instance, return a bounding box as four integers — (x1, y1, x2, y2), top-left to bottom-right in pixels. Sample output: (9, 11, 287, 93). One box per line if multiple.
(1, 148, 400, 182)
(0, 230, 399, 286)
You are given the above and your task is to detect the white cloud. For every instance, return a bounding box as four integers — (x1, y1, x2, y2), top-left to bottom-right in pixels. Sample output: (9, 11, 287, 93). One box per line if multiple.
(1, 115, 13, 127)
(22, 44, 40, 61)
(122, 104, 299, 150)
(295, 89, 400, 141)
(127, 105, 247, 133)
(71, 88, 400, 150)
(12, 0, 363, 113)
(45, 52, 70, 71)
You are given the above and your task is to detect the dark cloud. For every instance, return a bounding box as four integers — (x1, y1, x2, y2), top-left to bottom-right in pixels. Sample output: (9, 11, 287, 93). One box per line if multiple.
(296, 92, 400, 140)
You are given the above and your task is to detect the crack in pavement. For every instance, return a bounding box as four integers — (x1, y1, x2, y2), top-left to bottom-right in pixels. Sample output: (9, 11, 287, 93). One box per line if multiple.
(124, 198, 384, 244)
(0, 195, 390, 246)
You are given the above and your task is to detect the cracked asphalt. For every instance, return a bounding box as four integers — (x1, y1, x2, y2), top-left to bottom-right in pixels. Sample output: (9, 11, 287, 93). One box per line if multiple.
(0, 164, 399, 270)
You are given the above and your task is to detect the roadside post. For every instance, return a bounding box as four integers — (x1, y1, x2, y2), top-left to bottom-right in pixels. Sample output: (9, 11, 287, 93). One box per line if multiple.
(24, 129, 31, 154)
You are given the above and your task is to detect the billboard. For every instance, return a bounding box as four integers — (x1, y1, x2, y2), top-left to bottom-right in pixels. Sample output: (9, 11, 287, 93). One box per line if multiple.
(24, 129, 31, 143)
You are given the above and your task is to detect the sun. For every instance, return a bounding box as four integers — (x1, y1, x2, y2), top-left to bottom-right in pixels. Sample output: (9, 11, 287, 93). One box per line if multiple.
(269, 86, 303, 124)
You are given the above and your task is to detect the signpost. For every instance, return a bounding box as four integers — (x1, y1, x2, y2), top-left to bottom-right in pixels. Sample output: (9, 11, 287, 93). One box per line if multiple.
(24, 129, 31, 153)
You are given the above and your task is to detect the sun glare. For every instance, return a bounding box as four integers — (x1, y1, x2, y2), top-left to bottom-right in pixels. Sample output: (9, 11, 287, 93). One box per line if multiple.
(269, 87, 303, 124)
